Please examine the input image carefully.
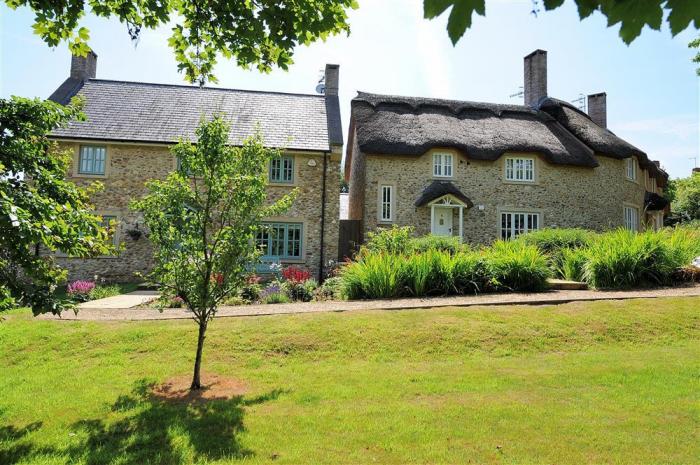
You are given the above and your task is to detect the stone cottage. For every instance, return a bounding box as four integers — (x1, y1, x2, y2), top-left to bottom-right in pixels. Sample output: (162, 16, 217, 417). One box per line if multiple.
(345, 50, 669, 244)
(48, 52, 343, 282)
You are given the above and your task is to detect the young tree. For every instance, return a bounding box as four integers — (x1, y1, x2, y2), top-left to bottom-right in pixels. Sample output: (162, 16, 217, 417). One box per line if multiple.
(0, 97, 113, 314)
(4, 0, 357, 85)
(131, 116, 295, 390)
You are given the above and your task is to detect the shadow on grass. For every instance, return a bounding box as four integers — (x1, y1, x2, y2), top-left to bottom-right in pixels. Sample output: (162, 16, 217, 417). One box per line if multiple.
(67, 379, 284, 465)
(0, 420, 47, 465)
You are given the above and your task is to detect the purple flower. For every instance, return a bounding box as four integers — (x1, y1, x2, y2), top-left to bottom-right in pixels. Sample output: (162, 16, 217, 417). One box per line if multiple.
(67, 280, 95, 295)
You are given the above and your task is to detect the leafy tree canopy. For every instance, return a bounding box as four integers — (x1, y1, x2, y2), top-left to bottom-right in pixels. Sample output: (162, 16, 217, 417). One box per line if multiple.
(0, 97, 114, 314)
(690, 35, 700, 75)
(670, 171, 700, 221)
(4, 0, 357, 85)
(424, 0, 700, 46)
(131, 116, 295, 389)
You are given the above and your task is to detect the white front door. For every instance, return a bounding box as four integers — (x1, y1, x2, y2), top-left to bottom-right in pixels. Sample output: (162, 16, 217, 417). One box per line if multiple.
(433, 206, 453, 236)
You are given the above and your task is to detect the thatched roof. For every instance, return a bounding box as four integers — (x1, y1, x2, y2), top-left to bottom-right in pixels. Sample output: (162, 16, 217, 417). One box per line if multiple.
(348, 92, 667, 181)
(644, 191, 669, 211)
(351, 92, 598, 167)
(538, 98, 665, 178)
(415, 181, 474, 207)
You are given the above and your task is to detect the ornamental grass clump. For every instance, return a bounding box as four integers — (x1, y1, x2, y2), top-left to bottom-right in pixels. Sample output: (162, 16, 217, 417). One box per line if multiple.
(401, 250, 454, 296)
(341, 252, 405, 299)
(583, 228, 700, 289)
(483, 241, 551, 292)
(450, 251, 487, 294)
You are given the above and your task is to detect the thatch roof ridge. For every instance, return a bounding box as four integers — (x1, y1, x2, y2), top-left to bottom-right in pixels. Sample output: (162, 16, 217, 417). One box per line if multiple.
(351, 91, 599, 168)
(354, 91, 545, 119)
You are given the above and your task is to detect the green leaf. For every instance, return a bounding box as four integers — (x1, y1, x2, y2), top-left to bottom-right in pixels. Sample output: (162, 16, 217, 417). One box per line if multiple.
(445, 0, 485, 45)
(424, 0, 454, 18)
(666, 0, 700, 36)
(543, 0, 565, 10)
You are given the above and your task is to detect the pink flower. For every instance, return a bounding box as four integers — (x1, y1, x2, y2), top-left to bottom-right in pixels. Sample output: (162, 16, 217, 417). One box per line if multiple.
(67, 280, 95, 295)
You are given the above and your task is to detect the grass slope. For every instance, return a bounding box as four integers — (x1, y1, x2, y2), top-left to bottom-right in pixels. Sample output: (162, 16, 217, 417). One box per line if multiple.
(1, 297, 699, 464)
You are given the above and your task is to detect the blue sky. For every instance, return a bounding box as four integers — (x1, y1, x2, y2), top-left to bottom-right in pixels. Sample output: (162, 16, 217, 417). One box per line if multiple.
(2, 0, 698, 178)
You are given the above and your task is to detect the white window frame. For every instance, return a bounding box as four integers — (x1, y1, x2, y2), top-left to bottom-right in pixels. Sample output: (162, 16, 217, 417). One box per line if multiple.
(624, 205, 639, 231)
(504, 156, 535, 183)
(500, 211, 540, 240)
(432, 152, 453, 178)
(626, 158, 637, 181)
(379, 184, 394, 222)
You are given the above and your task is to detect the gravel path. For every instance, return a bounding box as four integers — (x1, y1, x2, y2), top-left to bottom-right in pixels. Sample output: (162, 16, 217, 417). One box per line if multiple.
(38, 284, 700, 321)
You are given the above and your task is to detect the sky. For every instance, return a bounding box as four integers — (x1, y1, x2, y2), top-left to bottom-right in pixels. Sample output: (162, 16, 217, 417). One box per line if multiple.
(1, 0, 698, 179)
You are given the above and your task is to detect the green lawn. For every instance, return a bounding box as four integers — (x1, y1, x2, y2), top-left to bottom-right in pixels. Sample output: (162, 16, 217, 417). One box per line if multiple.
(2, 297, 699, 464)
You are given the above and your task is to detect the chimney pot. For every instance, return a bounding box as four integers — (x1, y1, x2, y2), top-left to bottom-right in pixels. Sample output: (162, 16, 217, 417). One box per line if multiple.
(70, 50, 98, 81)
(523, 49, 547, 107)
(324, 64, 339, 96)
(587, 92, 607, 128)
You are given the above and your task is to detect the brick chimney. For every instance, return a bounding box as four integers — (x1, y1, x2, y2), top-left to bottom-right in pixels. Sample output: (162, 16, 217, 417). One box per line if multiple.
(70, 50, 97, 81)
(324, 64, 339, 96)
(587, 92, 607, 128)
(523, 49, 547, 107)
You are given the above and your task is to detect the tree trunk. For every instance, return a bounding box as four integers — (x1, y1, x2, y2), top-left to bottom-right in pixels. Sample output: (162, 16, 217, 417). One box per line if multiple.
(191, 319, 207, 390)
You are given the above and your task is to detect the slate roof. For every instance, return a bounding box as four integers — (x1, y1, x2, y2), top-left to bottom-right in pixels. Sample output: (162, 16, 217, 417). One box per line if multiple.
(348, 92, 667, 181)
(49, 79, 342, 152)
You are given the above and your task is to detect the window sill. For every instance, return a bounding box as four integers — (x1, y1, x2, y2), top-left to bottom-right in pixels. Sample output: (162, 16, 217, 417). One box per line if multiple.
(73, 173, 107, 179)
(503, 179, 538, 185)
(267, 182, 297, 188)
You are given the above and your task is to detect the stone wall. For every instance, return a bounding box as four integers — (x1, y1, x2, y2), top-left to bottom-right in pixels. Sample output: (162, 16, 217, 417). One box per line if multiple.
(355, 145, 649, 245)
(54, 142, 340, 282)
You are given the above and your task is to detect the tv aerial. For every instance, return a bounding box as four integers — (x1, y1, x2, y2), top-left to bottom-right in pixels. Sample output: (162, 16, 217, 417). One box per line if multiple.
(315, 70, 326, 95)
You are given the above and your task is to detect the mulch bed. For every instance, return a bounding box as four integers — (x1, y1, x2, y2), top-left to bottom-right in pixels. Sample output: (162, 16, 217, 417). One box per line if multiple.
(151, 373, 247, 402)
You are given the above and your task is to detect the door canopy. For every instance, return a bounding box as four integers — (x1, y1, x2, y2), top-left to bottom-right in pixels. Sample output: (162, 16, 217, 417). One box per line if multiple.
(415, 181, 473, 208)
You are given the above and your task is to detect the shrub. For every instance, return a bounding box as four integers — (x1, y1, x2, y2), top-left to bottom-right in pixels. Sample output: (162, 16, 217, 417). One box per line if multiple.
(155, 295, 185, 309)
(88, 284, 123, 300)
(316, 276, 344, 300)
(409, 235, 463, 254)
(516, 228, 595, 254)
(341, 252, 405, 299)
(283, 279, 318, 302)
(582, 228, 700, 289)
(363, 225, 413, 255)
(66, 280, 96, 302)
(261, 288, 290, 304)
(484, 241, 551, 292)
(401, 249, 455, 296)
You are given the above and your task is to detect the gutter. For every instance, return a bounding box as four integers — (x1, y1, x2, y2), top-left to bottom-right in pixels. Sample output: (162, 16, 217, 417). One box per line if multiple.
(318, 150, 329, 283)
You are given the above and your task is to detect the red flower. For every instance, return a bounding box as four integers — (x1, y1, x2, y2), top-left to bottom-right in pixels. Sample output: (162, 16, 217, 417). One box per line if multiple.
(211, 272, 224, 286)
(282, 266, 311, 284)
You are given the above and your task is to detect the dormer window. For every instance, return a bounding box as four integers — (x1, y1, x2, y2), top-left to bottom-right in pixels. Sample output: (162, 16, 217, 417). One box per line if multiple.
(433, 152, 453, 177)
(626, 158, 637, 181)
(505, 156, 535, 182)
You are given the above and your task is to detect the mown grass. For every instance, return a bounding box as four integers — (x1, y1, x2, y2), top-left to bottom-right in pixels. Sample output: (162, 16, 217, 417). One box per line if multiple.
(2, 297, 699, 464)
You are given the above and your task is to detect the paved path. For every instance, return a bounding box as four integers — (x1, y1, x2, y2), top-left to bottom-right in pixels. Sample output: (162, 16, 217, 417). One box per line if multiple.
(39, 285, 700, 321)
(76, 290, 159, 309)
